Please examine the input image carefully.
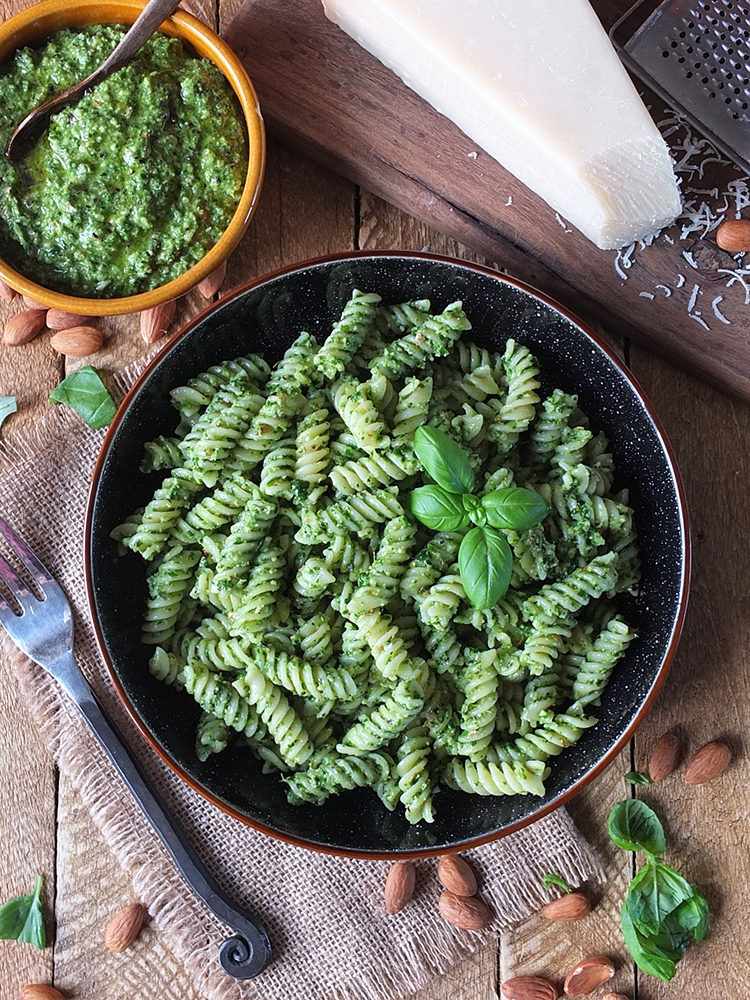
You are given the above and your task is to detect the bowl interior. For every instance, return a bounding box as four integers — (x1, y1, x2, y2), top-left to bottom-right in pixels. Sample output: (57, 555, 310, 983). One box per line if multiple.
(87, 253, 688, 856)
(0, 0, 265, 314)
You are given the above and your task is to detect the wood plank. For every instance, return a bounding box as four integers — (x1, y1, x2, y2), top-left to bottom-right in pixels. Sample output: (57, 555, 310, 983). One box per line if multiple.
(224, 0, 750, 402)
(625, 345, 750, 997)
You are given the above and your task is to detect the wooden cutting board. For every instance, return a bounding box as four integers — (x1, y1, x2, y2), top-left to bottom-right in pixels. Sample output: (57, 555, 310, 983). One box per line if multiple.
(225, 0, 750, 401)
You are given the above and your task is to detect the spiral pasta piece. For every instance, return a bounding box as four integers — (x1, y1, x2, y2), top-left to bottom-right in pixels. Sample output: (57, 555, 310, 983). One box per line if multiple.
(337, 678, 424, 755)
(396, 724, 435, 823)
(182, 661, 267, 740)
(120, 468, 203, 560)
(455, 649, 499, 760)
(142, 545, 201, 644)
(314, 289, 381, 379)
(371, 300, 472, 379)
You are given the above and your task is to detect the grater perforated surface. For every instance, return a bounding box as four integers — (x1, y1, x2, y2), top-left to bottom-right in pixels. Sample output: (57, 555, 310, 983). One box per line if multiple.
(612, 0, 750, 172)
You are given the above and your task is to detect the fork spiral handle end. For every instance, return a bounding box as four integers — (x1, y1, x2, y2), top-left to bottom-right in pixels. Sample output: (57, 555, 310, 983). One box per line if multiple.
(219, 929, 273, 979)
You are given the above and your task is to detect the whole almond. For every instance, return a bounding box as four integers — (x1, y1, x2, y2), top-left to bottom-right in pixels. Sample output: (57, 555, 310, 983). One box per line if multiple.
(105, 901, 147, 952)
(437, 854, 478, 896)
(564, 956, 615, 996)
(542, 892, 590, 921)
(197, 259, 227, 299)
(4, 309, 46, 346)
(49, 325, 103, 356)
(501, 975, 558, 1000)
(384, 860, 416, 914)
(648, 732, 683, 782)
(684, 740, 732, 784)
(23, 295, 48, 309)
(0, 278, 17, 301)
(140, 299, 177, 344)
(20, 987, 66, 1000)
(46, 308, 97, 331)
(438, 890, 492, 929)
(716, 218, 750, 253)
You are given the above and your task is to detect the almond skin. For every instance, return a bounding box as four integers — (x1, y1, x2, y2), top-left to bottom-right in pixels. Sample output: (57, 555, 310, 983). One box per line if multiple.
(20, 987, 66, 1000)
(716, 218, 750, 253)
(0, 278, 17, 301)
(384, 860, 416, 914)
(4, 309, 46, 346)
(45, 308, 97, 331)
(684, 740, 732, 784)
(197, 259, 227, 298)
(23, 295, 48, 309)
(437, 854, 478, 896)
(49, 325, 103, 356)
(104, 901, 147, 952)
(542, 891, 590, 921)
(649, 732, 683, 782)
(501, 975, 558, 1000)
(438, 890, 492, 929)
(563, 956, 615, 996)
(140, 299, 177, 344)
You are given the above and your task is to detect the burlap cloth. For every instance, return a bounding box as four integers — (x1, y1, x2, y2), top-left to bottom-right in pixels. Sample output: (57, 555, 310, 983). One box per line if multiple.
(0, 361, 604, 1000)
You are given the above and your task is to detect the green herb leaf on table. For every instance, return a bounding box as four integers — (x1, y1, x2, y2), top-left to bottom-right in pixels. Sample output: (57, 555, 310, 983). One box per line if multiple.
(413, 425, 474, 494)
(626, 861, 696, 937)
(49, 366, 116, 430)
(621, 902, 684, 982)
(0, 395, 17, 432)
(609, 798, 708, 981)
(624, 770, 651, 786)
(542, 873, 571, 893)
(672, 887, 709, 942)
(409, 485, 469, 531)
(0, 875, 46, 949)
(608, 798, 667, 856)
(458, 525, 513, 609)
(481, 486, 550, 530)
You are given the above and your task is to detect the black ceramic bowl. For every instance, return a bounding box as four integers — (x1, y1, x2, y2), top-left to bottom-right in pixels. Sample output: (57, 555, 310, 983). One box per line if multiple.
(85, 251, 689, 858)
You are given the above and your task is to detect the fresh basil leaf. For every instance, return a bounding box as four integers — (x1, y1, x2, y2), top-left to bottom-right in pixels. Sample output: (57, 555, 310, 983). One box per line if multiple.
(542, 873, 571, 893)
(621, 903, 682, 982)
(608, 799, 666, 856)
(672, 886, 709, 942)
(624, 771, 651, 787)
(413, 426, 474, 494)
(481, 487, 550, 530)
(49, 366, 116, 430)
(0, 396, 17, 432)
(410, 485, 469, 531)
(462, 493, 487, 526)
(0, 875, 46, 950)
(626, 861, 696, 937)
(458, 525, 512, 609)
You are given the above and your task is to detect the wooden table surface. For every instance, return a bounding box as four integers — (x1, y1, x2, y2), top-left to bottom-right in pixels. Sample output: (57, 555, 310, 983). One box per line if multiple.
(1, 1, 749, 998)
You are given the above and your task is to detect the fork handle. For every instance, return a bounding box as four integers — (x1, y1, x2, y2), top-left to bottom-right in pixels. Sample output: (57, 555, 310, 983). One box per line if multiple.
(53, 652, 272, 978)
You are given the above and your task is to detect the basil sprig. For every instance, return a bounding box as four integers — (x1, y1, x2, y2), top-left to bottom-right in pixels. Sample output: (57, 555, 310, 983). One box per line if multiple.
(0, 875, 47, 950)
(409, 426, 549, 608)
(609, 798, 708, 981)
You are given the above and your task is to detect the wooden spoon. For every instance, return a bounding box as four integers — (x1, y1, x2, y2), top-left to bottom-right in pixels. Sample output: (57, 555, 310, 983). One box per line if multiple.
(5, 0, 182, 161)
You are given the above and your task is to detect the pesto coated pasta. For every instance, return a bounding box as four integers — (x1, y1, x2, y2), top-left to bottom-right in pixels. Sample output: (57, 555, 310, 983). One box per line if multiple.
(114, 289, 639, 824)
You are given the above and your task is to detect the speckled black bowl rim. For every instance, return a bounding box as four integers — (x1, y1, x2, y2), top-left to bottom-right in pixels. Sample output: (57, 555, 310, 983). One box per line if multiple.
(84, 250, 690, 859)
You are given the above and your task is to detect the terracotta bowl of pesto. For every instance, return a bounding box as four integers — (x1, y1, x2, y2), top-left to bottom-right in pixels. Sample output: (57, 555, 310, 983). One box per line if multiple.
(0, 0, 265, 315)
(85, 251, 690, 858)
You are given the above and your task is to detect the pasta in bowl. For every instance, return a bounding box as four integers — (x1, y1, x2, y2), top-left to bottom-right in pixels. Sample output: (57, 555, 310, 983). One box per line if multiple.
(85, 252, 689, 857)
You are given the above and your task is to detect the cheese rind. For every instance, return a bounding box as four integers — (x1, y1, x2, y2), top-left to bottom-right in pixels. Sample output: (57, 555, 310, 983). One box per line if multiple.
(321, 0, 682, 249)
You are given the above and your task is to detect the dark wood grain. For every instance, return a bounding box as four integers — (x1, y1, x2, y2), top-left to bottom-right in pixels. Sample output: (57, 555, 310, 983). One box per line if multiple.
(225, 0, 750, 401)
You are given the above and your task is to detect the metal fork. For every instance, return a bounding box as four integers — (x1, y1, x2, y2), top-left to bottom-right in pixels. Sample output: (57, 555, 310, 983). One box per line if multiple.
(0, 515, 272, 979)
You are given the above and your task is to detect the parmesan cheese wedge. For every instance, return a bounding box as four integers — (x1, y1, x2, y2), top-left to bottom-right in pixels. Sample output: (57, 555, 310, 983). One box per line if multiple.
(321, 0, 682, 249)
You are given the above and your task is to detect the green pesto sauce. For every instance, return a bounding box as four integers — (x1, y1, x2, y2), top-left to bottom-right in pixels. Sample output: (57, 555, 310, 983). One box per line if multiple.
(0, 25, 248, 297)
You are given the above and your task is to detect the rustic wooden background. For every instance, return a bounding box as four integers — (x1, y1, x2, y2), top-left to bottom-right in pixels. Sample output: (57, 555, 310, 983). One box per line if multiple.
(1, 0, 749, 997)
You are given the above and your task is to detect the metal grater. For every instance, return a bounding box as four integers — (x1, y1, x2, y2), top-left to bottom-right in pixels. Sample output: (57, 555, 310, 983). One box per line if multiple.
(610, 0, 750, 173)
